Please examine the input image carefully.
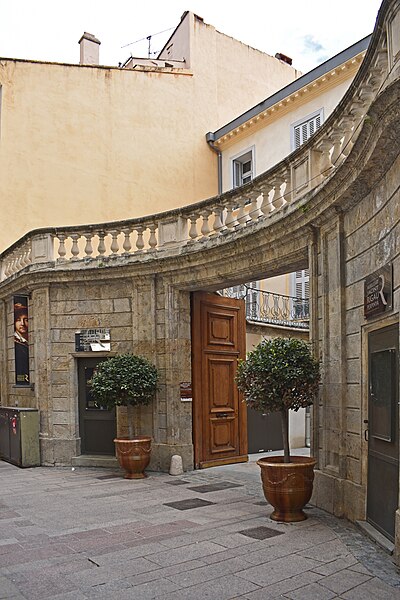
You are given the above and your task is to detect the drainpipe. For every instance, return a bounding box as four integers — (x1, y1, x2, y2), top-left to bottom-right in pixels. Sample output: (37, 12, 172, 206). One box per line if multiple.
(206, 132, 222, 195)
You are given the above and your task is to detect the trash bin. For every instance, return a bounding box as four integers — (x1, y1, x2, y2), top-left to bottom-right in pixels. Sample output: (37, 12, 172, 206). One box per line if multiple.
(0, 407, 40, 467)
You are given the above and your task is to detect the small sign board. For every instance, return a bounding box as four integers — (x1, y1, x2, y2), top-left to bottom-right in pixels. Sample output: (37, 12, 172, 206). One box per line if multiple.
(75, 328, 111, 352)
(180, 381, 192, 402)
(364, 264, 393, 319)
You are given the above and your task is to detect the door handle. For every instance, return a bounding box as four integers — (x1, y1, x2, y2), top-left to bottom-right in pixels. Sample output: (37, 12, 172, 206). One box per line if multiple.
(216, 413, 228, 418)
(363, 419, 368, 442)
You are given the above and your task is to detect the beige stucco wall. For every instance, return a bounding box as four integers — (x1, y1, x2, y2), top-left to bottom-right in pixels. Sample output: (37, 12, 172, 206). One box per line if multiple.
(0, 13, 299, 252)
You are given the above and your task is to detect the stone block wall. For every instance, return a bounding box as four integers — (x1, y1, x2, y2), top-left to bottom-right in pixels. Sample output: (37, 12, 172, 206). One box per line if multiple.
(314, 151, 400, 522)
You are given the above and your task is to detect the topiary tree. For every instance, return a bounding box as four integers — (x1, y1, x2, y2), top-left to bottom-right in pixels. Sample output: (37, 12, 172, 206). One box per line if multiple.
(90, 354, 158, 438)
(236, 337, 320, 463)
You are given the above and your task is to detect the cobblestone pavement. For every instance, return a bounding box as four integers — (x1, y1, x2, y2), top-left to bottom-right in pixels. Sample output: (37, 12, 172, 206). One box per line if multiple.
(0, 456, 399, 599)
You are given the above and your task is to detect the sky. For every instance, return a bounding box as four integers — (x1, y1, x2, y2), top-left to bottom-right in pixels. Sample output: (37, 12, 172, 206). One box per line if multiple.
(0, 0, 383, 73)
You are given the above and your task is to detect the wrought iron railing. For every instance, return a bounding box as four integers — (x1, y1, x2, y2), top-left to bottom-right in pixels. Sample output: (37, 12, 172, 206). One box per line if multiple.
(219, 285, 309, 329)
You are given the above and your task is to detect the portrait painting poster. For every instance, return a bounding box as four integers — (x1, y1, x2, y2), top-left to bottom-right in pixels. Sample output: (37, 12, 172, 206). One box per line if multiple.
(14, 295, 30, 385)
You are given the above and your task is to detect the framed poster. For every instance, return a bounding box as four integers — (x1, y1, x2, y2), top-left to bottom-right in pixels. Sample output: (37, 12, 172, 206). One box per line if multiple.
(14, 295, 30, 385)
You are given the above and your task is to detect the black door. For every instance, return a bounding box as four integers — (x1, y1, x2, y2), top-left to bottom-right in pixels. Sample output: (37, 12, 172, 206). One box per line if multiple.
(247, 408, 283, 454)
(78, 358, 116, 455)
(367, 324, 399, 542)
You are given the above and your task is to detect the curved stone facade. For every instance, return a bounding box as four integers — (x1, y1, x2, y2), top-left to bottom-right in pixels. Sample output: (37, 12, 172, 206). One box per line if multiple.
(0, 0, 400, 561)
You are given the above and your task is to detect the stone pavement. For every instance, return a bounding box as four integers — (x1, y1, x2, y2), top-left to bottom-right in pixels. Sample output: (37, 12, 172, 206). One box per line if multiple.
(0, 455, 400, 600)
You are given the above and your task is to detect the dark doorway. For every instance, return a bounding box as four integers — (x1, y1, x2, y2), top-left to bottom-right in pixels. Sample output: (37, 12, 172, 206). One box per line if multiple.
(78, 357, 116, 455)
(192, 292, 247, 468)
(247, 408, 283, 454)
(367, 324, 399, 542)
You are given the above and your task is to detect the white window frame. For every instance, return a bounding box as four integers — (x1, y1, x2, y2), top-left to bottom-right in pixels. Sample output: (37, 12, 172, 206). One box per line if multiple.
(231, 146, 255, 189)
(290, 108, 324, 151)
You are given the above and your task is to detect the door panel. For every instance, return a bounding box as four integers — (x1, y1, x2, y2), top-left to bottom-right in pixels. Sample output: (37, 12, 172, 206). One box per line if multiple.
(367, 324, 399, 542)
(192, 292, 247, 468)
(78, 358, 116, 455)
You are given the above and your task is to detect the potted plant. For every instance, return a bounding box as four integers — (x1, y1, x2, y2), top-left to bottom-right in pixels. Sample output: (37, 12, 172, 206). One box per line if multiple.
(236, 337, 320, 522)
(90, 353, 158, 479)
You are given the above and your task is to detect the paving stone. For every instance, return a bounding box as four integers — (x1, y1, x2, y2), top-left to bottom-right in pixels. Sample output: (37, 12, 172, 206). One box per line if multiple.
(238, 555, 322, 587)
(146, 540, 226, 566)
(186, 482, 243, 493)
(164, 498, 216, 510)
(285, 582, 337, 599)
(238, 525, 285, 540)
(167, 557, 252, 588)
(312, 556, 359, 576)
(158, 574, 260, 600)
(244, 571, 324, 599)
(341, 576, 400, 599)
(319, 569, 372, 594)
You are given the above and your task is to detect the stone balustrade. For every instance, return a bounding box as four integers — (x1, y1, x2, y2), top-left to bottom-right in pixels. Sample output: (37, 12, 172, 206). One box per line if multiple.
(0, 7, 393, 284)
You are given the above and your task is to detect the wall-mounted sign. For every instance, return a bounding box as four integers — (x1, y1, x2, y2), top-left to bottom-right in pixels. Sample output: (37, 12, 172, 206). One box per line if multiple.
(75, 329, 111, 352)
(180, 381, 192, 402)
(14, 295, 30, 386)
(364, 264, 393, 319)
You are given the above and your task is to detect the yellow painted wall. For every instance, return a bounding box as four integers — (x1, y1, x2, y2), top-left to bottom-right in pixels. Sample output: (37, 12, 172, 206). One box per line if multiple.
(0, 13, 299, 251)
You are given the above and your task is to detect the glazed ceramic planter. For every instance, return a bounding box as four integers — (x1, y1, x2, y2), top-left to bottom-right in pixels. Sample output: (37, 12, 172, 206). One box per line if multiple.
(257, 455, 316, 522)
(114, 436, 152, 479)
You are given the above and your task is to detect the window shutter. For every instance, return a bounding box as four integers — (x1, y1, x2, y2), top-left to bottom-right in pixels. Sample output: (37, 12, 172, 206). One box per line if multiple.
(293, 112, 323, 150)
(295, 269, 309, 298)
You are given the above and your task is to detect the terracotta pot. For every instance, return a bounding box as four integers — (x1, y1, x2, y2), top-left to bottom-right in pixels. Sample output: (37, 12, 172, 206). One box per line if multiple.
(257, 455, 316, 522)
(114, 436, 152, 479)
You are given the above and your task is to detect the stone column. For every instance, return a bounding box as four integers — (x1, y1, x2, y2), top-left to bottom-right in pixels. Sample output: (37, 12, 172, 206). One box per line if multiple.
(0, 299, 9, 406)
(129, 275, 157, 439)
(308, 227, 320, 464)
(150, 276, 193, 471)
(31, 287, 53, 464)
(313, 213, 347, 516)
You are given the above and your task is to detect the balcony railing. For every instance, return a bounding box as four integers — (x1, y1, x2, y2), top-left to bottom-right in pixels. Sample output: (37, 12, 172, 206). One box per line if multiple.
(218, 285, 309, 329)
(0, 0, 395, 284)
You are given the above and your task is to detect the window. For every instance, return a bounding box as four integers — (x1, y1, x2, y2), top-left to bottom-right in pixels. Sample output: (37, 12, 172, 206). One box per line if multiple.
(293, 269, 309, 320)
(232, 149, 254, 188)
(291, 109, 323, 150)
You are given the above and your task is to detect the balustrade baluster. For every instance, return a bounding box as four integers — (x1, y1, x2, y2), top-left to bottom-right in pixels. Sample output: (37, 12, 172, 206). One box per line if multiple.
(97, 232, 106, 256)
(236, 197, 249, 227)
(260, 184, 273, 215)
(224, 202, 236, 230)
(271, 177, 285, 210)
(57, 234, 67, 262)
(282, 171, 292, 204)
(188, 215, 199, 242)
(200, 210, 211, 238)
(340, 116, 355, 157)
(84, 234, 94, 257)
(70, 234, 81, 261)
(330, 130, 344, 165)
(317, 139, 333, 176)
(122, 228, 132, 255)
(213, 206, 224, 233)
(148, 224, 158, 249)
(110, 231, 120, 255)
(248, 192, 261, 221)
(135, 226, 145, 252)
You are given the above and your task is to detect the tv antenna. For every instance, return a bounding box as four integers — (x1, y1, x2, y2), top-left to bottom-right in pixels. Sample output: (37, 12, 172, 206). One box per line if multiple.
(121, 26, 174, 58)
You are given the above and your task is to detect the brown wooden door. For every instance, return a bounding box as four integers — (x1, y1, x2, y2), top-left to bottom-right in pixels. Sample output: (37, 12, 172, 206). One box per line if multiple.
(192, 292, 247, 468)
(367, 324, 399, 542)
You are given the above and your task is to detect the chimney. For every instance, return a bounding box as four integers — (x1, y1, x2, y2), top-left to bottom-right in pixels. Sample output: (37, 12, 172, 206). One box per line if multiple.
(275, 52, 293, 66)
(79, 32, 101, 65)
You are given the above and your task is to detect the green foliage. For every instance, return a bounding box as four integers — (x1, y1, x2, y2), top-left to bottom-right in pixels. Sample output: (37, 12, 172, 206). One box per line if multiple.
(236, 337, 320, 413)
(90, 354, 158, 409)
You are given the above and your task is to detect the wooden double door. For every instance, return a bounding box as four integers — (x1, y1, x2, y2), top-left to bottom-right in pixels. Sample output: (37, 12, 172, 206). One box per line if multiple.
(192, 292, 247, 468)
